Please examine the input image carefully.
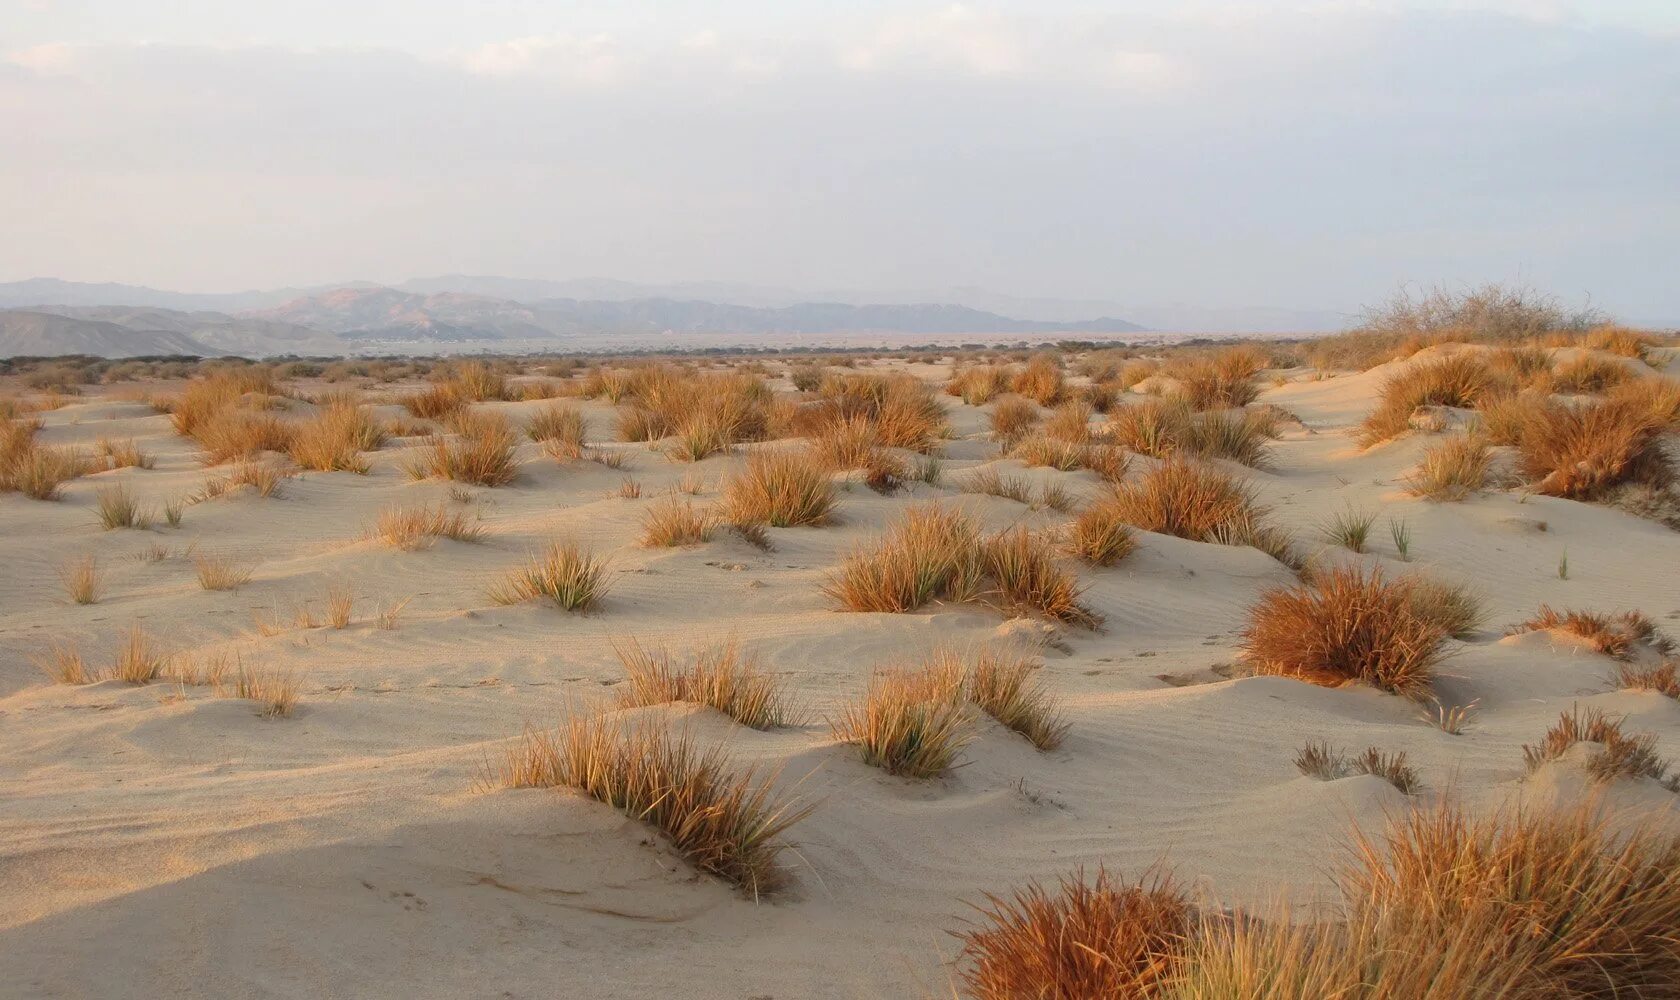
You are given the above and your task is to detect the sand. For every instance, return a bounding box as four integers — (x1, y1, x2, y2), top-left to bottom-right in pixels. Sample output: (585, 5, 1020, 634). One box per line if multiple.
(3, 353, 1679, 999)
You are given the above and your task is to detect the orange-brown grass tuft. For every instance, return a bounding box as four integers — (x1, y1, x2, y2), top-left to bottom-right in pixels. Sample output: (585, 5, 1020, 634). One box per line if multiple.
(96, 437, 153, 470)
(989, 395, 1040, 447)
(614, 637, 795, 729)
(1404, 433, 1493, 500)
(958, 646, 1069, 750)
(1607, 375, 1680, 427)
(1508, 605, 1667, 661)
(190, 408, 297, 465)
(112, 623, 165, 683)
(57, 554, 102, 604)
(1521, 704, 1673, 785)
(2, 420, 91, 500)
(812, 372, 948, 452)
(401, 381, 466, 419)
(488, 540, 611, 611)
(165, 369, 283, 438)
(1241, 566, 1447, 697)
(948, 364, 1011, 405)
(1584, 325, 1662, 361)
(1009, 354, 1064, 406)
(526, 402, 587, 458)
(1069, 491, 1140, 566)
(375, 503, 486, 550)
(1043, 399, 1095, 443)
(1551, 353, 1632, 394)
(194, 551, 255, 591)
(1515, 397, 1670, 499)
(35, 641, 90, 684)
(287, 400, 384, 472)
(94, 484, 152, 529)
(1293, 740, 1421, 793)
(231, 664, 300, 718)
(721, 448, 837, 527)
(980, 527, 1102, 629)
(957, 866, 1193, 1000)
(1166, 345, 1266, 410)
(497, 716, 810, 897)
(1104, 459, 1285, 557)
(824, 504, 984, 614)
(640, 494, 714, 547)
(405, 411, 519, 486)
(1360, 353, 1510, 447)
(831, 663, 973, 778)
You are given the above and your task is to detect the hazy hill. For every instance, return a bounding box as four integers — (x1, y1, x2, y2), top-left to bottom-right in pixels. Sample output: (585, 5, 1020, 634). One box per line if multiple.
(0, 311, 216, 357)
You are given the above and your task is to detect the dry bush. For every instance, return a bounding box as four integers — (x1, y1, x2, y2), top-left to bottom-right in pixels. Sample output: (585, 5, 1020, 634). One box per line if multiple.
(526, 402, 587, 458)
(1404, 433, 1493, 500)
(374, 503, 485, 550)
(1360, 354, 1510, 447)
(231, 665, 299, 718)
(1515, 398, 1669, 499)
(1507, 606, 1666, 661)
(980, 527, 1102, 629)
(831, 664, 973, 778)
(1308, 283, 1599, 370)
(1010, 355, 1065, 405)
(194, 551, 254, 591)
(1521, 704, 1673, 785)
(958, 866, 1193, 1000)
(949, 364, 1011, 404)
(668, 408, 736, 462)
(497, 716, 809, 897)
(405, 411, 519, 486)
(1167, 346, 1265, 410)
(166, 369, 283, 437)
(826, 504, 984, 613)
(57, 554, 102, 604)
(1069, 492, 1140, 566)
(35, 641, 90, 684)
(989, 395, 1040, 446)
(721, 449, 837, 527)
(807, 413, 878, 470)
(94, 484, 152, 529)
(789, 363, 825, 392)
(614, 637, 795, 729)
(190, 409, 297, 465)
(1551, 354, 1632, 394)
(641, 494, 714, 546)
(1241, 566, 1447, 697)
(1010, 435, 1086, 472)
(1105, 459, 1273, 546)
(615, 405, 665, 442)
(488, 540, 611, 611)
(288, 400, 384, 472)
(96, 437, 153, 470)
(961, 646, 1068, 750)
(449, 360, 509, 402)
(112, 623, 164, 683)
(1475, 390, 1550, 446)
(1107, 398, 1273, 468)
(1489, 344, 1555, 385)
(1043, 399, 1095, 443)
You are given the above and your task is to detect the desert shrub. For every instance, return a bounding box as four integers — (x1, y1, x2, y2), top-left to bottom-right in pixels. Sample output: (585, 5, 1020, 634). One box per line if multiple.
(989, 395, 1040, 446)
(288, 400, 384, 473)
(1521, 704, 1673, 785)
(1551, 354, 1633, 394)
(961, 646, 1069, 750)
(1515, 397, 1671, 499)
(1241, 566, 1447, 697)
(1361, 353, 1510, 447)
(824, 504, 984, 613)
(980, 528, 1101, 628)
(1507, 606, 1666, 661)
(525, 402, 587, 458)
(1069, 492, 1140, 566)
(374, 503, 485, 549)
(405, 411, 519, 486)
(948, 364, 1011, 405)
(488, 540, 611, 611)
(831, 665, 973, 778)
(402, 382, 466, 419)
(1404, 433, 1493, 500)
(1010, 354, 1064, 405)
(640, 494, 714, 546)
(1166, 346, 1266, 410)
(813, 372, 948, 452)
(722, 449, 837, 527)
(614, 637, 795, 729)
(1043, 399, 1095, 443)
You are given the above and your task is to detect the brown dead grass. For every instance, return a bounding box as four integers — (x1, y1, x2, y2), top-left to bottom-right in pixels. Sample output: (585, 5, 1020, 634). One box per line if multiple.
(640, 494, 714, 547)
(831, 663, 973, 778)
(614, 637, 796, 729)
(721, 448, 837, 527)
(488, 540, 611, 611)
(405, 411, 519, 486)
(1404, 433, 1493, 500)
(1507, 606, 1667, 661)
(1515, 398, 1670, 499)
(374, 503, 486, 550)
(1361, 353, 1510, 447)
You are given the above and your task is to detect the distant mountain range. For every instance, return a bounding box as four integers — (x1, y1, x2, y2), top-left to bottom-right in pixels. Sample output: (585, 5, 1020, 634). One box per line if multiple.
(0, 275, 1344, 359)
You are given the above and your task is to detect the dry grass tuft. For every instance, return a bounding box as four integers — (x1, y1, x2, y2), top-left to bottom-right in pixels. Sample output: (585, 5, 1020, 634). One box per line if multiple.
(721, 449, 837, 527)
(980, 527, 1102, 629)
(231, 665, 300, 718)
(1360, 353, 1509, 447)
(1551, 354, 1633, 394)
(1614, 661, 1680, 699)
(826, 504, 984, 614)
(1069, 492, 1140, 566)
(1, 435, 91, 500)
(94, 484, 152, 529)
(405, 411, 519, 486)
(1166, 345, 1266, 410)
(57, 554, 102, 604)
(287, 399, 384, 473)
(1508, 605, 1667, 661)
(640, 495, 714, 547)
(1105, 459, 1291, 563)
(948, 364, 1011, 405)
(35, 641, 90, 684)
(831, 664, 973, 778)
(961, 466, 1034, 504)
(194, 552, 255, 591)
(488, 540, 611, 611)
(614, 637, 796, 729)
(325, 581, 354, 628)
(989, 395, 1040, 447)
(497, 716, 809, 897)
(960, 646, 1069, 750)
(1293, 740, 1421, 793)
(112, 623, 165, 683)
(1515, 397, 1670, 499)
(1521, 704, 1673, 785)
(957, 866, 1193, 1000)
(1009, 355, 1065, 405)
(96, 437, 154, 470)
(1241, 566, 1447, 697)
(1405, 433, 1493, 500)
(526, 402, 587, 458)
(374, 503, 486, 550)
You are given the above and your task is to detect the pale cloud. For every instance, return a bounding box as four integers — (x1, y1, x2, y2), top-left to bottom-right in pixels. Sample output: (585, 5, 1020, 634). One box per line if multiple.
(459, 33, 622, 83)
(5, 42, 79, 75)
(841, 5, 1028, 76)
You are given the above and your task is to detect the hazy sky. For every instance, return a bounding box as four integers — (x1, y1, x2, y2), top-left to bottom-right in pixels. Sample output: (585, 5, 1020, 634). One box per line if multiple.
(4, 2, 1677, 320)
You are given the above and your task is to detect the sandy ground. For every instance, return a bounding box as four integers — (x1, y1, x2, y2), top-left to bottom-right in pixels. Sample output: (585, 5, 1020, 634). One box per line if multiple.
(3, 355, 1680, 999)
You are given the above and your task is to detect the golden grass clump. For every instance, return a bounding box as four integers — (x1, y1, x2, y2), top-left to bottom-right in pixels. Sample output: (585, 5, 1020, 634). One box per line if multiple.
(94, 484, 152, 529)
(614, 637, 795, 729)
(287, 400, 384, 473)
(640, 494, 714, 547)
(1360, 353, 1510, 447)
(1584, 325, 1661, 361)
(949, 364, 1011, 405)
(957, 866, 1193, 1000)
(112, 623, 165, 683)
(823, 504, 985, 614)
(488, 540, 611, 611)
(812, 372, 948, 452)
(57, 554, 102, 604)
(1, 434, 91, 500)
(1043, 399, 1094, 443)
(1240, 566, 1448, 697)
(375, 503, 486, 550)
(1404, 576, 1488, 639)
(1551, 353, 1633, 394)
(960, 646, 1068, 750)
(194, 551, 255, 591)
(526, 402, 587, 458)
(1521, 704, 1673, 785)
(498, 716, 809, 898)
(1106, 398, 1274, 468)
(960, 466, 1034, 503)
(1069, 491, 1140, 566)
(831, 663, 973, 778)
(189, 409, 297, 465)
(35, 641, 90, 684)
(165, 369, 283, 438)
(1615, 661, 1679, 699)
(721, 448, 837, 527)
(401, 381, 466, 419)
(989, 395, 1040, 447)
(96, 437, 153, 470)
(1293, 740, 1421, 794)
(405, 411, 519, 486)
(1009, 354, 1065, 406)
(1607, 375, 1680, 427)
(1507, 606, 1666, 661)
(1515, 397, 1670, 499)
(1166, 345, 1266, 410)
(980, 527, 1102, 629)
(1104, 459, 1285, 558)
(231, 665, 300, 718)
(1404, 433, 1492, 500)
